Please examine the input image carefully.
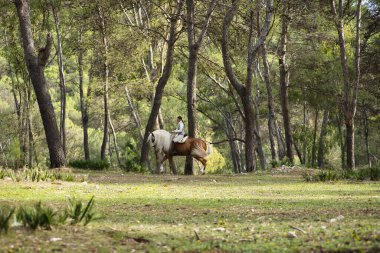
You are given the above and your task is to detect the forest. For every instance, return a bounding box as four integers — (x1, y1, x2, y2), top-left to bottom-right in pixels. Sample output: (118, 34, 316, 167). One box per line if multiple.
(0, 0, 379, 174)
(1, 1, 380, 252)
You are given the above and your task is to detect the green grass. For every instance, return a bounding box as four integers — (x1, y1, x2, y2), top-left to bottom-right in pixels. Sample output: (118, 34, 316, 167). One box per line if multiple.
(0, 170, 379, 252)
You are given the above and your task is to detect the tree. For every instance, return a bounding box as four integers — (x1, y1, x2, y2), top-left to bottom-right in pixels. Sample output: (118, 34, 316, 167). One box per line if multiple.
(184, 0, 217, 175)
(278, 0, 294, 164)
(14, 0, 65, 168)
(329, 0, 362, 170)
(221, 0, 273, 171)
(140, 0, 185, 169)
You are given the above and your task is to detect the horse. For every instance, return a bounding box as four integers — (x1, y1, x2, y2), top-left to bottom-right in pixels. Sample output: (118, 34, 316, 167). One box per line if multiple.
(147, 129, 213, 175)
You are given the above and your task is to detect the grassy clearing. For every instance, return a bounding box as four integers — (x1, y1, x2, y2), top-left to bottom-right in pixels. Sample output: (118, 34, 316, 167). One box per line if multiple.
(0, 170, 379, 252)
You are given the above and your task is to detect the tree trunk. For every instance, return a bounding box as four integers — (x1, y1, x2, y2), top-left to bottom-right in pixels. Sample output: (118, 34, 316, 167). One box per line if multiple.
(317, 110, 329, 168)
(311, 109, 319, 167)
(184, 0, 217, 175)
(109, 116, 122, 167)
(52, 5, 66, 156)
(261, 43, 277, 161)
(221, 0, 273, 172)
(98, 5, 110, 161)
(140, 0, 184, 166)
(302, 101, 308, 164)
(336, 115, 346, 169)
(225, 113, 241, 173)
(330, 0, 362, 170)
(77, 27, 90, 160)
(279, 0, 294, 164)
(14, 0, 65, 168)
(363, 109, 371, 167)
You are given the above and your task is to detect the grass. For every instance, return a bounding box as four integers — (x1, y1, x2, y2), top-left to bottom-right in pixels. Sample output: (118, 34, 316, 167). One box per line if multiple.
(0, 169, 379, 252)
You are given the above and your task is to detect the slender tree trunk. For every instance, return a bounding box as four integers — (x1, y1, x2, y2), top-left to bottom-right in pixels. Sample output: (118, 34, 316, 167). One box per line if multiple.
(317, 110, 329, 168)
(279, 0, 294, 164)
(363, 109, 371, 167)
(15, 0, 65, 168)
(98, 5, 110, 161)
(221, 0, 273, 172)
(330, 0, 362, 170)
(109, 116, 121, 167)
(261, 43, 277, 161)
(140, 0, 184, 166)
(311, 109, 319, 167)
(225, 114, 241, 173)
(77, 28, 90, 160)
(184, 0, 217, 175)
(302, 102, 308, 164)
(336, 115, 346, 169)
(52, 5, 66, 156)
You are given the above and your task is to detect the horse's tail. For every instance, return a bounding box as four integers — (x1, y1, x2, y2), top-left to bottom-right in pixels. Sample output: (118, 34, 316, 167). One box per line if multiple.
(204, 142, 213, 158)
(191, 141, 213, 159)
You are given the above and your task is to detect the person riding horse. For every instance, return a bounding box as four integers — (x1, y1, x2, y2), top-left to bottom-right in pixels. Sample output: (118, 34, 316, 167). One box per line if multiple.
(172, 116, 185, 143)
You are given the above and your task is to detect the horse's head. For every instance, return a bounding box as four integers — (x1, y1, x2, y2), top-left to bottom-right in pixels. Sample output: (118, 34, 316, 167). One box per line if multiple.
(147, 130, 171, 153)
(147, 132, 156, 148)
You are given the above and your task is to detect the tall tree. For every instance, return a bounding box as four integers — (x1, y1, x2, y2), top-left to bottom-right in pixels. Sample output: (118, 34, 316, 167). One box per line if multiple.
(330, 0, 362, 170)
(140, 0, 185, 168)
(51, 1, 67, 156)
(278, 0, 294, 164)
(77, 26, 91, 160)
(14, 0, 65, 168)
(221, 0, 273, 171)
(184, 0, 217, 175)
(97, 4, 110, 161)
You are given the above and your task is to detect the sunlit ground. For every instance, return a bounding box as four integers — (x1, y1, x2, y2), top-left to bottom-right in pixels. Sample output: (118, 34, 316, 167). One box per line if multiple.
(0, 170, 379, 252)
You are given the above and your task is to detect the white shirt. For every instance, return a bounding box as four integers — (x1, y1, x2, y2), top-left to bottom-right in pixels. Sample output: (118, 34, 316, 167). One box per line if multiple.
(174, 120, 184, 135)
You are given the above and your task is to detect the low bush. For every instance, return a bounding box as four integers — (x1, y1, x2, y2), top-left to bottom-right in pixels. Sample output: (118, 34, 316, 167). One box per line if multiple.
(16, 202, 57, 230)
(69, 159, 110, 170)
(0, 167, 84, 182)
(303, 166, 380, 182)
(66, 196, 99, 225)
(0, 206, 15, 234)
(0, 196, 100, 234)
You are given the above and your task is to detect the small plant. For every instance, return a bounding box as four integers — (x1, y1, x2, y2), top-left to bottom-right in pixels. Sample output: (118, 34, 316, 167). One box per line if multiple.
(69, 160, 110, 170)
(303, 166, 380, 182)
(66, 196, 98, 225)
(0, 167, 83, 183)
(16, 202, 57, 230)
(0, 206, 15, 234)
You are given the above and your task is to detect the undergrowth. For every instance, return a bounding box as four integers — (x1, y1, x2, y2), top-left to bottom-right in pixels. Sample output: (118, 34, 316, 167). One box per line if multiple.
(0, 167, 86, 182)
(303, 166, 380, 182)
(0, 196, 100, 233)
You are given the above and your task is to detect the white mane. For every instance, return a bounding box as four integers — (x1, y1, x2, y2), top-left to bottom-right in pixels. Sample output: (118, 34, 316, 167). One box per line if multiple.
(147, 129, 172, 153)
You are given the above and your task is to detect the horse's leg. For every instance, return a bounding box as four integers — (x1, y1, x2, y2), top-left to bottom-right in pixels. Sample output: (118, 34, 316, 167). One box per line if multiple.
(156, 151, 168, 174)
(195, 157, 207, 175)
(168, 156, 175, 175)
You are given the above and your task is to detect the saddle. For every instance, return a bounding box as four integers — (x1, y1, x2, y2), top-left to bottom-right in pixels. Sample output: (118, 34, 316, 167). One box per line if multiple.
(170, 134, 188, 155)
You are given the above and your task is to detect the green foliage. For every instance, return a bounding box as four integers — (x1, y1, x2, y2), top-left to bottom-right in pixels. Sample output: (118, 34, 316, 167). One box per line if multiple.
(0, 206, 15, 234)
(303, 166, 380, 182)
(122, 139, 145, 173)
(204, 148, 226, 174)
(69, 159, 110, 170)
(1, 196, 100, 234)
(0, 167, 83, 182)
(66, 196, 99, 225)
(16, 202, 57, 230)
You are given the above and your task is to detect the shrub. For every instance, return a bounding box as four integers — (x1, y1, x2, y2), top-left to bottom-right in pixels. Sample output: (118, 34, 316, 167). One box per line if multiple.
(0, 167, 84, 183)
(16, 202, 57, 230)
(122, 139, 145, 172)
(66, 196, 99, 225)
(0, 206, 15, 234)
(69, 159, 110, 170)
(303, 166, 380, 182)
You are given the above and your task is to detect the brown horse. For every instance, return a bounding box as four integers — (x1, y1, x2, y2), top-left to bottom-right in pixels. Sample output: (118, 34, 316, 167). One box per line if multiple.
(147, 130, 213, 174)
